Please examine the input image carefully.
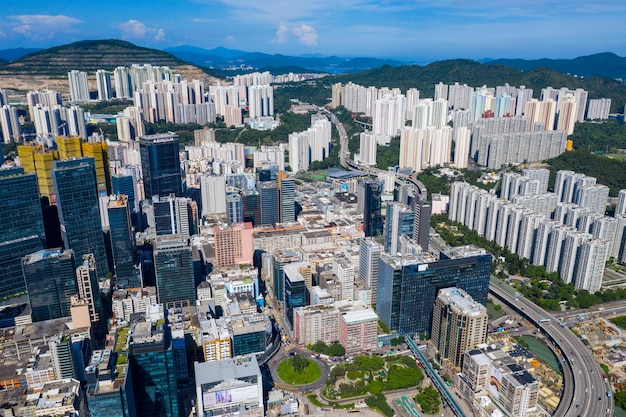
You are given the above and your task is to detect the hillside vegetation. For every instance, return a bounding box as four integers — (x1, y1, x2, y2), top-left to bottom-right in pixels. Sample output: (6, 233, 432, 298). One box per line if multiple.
(0, 40, 185, 75)
(487, 52, 626, 80)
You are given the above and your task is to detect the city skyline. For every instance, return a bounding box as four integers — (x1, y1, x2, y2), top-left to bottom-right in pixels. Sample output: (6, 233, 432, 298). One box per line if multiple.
(0, 1, 625, 61)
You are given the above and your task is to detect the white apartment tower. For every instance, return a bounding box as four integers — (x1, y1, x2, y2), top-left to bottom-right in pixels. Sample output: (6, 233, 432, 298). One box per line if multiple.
(68, 70, 90, 102)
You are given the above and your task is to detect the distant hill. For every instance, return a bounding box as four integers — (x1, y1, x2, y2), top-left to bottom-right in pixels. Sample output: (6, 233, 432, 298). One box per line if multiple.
(0, 47, 42, 62)
(0, 40, 188, 76)
(0, 40, 217, 94)
(487, 53, 626, 80)
(330, 60, 626, 113)
(164, 45, 406, 72)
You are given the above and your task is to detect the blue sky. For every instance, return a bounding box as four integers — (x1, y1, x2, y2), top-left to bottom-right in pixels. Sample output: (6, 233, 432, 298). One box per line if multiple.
(1, 0, 625, 60)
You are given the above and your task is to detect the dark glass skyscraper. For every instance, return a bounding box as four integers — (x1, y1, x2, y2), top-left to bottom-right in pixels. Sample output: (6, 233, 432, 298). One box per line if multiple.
(139, 133, 182, 199)
(22, 249, 77, 322)
(413, 199, 431, 252)
(108, 195, 137, 288)
(377, 245, 490, 338)
(53, 158, 109, 276)
(361, 179, 383, 237)
(154, 235, 195, 305)
(0, 168, 45, 298)
(112, 174, 137, 213)
(129, 321, 179, 417)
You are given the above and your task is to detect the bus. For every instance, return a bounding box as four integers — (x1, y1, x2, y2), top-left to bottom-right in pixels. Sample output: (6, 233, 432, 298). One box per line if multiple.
(539, 318, 551, 323)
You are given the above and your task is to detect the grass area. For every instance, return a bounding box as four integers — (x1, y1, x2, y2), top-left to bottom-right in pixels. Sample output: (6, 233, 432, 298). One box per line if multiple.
(114, 326, 130, 352)
(277, 358, 322, 385)
(610, 315, 626, 329)
(307, 394, 324, 407)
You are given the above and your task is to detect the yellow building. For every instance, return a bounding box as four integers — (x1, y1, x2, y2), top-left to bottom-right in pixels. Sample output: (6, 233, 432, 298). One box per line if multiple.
(17, 138, 110, 200)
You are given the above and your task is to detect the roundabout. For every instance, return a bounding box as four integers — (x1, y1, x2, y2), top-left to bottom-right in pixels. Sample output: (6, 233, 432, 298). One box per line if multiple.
(276, 356, 322, 385)
(269, 346, 330, 392)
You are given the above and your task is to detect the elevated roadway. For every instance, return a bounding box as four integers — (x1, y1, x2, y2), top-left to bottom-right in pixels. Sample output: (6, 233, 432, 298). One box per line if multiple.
(489, 278, 613, 417)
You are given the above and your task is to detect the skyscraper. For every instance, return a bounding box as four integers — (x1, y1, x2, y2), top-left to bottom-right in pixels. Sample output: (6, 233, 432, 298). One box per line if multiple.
(108, 195, 136, 288)
(0, 105, 20, 143)
(256, 170, 279, 226)
(413, 199, 431, 252)
(361, 179, 383, 237)
(226, 193, 244, 225)
(377, 245, 490, 338)
(96, 69, 113, 101)
(0, 168, 45, 298)
(385, 202, 414, 255)
(68, 70, 90, 102)
(154, 235, 195, 305)
(129, 321, 180, 417)
(22, 249, 77, 322)
(278, 172, 295, 223)
(53, 158, 109, 276)
(358, 238, 381, 307)
(76, 254, 102, 324)
(431, 287, 488, 367)
(139, 133, 183, 199)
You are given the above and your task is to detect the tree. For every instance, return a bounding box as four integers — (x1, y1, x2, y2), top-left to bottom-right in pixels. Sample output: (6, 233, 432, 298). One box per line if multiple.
(290, 356, 309, 374)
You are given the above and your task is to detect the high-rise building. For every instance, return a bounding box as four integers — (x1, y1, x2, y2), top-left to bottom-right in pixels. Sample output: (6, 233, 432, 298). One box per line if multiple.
(248, 84, 274, 118)
(200, 174, 227, 216)
(361, 179, 383, 237)
(213, 223, 254, 267)
(49, 334, 77, 380)
(108, 195, 137, 288)
(22, 249, 77, 322)
(431, 288, 488, 367)
(256, 171, 279, 226)
(52, 159, 109, 276)
(200, 319, 232, 362)
(0, 105, 20, 143)
(96, 70, 113, 101)
(359, 132, 377, 166)
(129, 321, 179, 417)
(413, 199, 431, 252)
(283, 262, 309, 328)
(278, 172, 295, 223)
(68, 70, 90, 102)
(385, 202, 414, 255)
(76, 254, 102, 324)
(358, 238, 381, 307)
(586, 98, 611, 120)
(226, 193, 244, 225)
(377, 245, 490, 338)
(0, 168, 45, 298)
(139, 133, 182, 199)
(574, 239, 609, 293)
(271, 250, 300, 304)
(154, 235, 195, 304)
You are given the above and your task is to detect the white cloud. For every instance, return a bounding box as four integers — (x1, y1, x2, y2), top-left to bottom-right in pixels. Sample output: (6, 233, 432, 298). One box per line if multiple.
(9, 15, 83, 40)
(270, 23, 318, 46)
(192, 18, 215, 23)
(120, 20, 148, 39)
(155, 29, 166, 42)
(119, 20, 165, 42)
(271, 23, 289, 44)
(225, 35, 235, 42)
(292, 24, 318, 46)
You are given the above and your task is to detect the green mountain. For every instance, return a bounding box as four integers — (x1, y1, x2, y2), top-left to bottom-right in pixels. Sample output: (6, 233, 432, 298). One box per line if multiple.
(487, 52, 626, 80)
(0, 39, 188, 76)
(330, 60, 626, 113)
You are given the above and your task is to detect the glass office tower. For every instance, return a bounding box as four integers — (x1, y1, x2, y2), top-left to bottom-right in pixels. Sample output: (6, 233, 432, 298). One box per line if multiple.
(0, 168, 45, 298)
(53, 158, 109, 276)
(377, 245, 490, 338)
(22, 249, 77, 322)
(139, 133, 182, 199)
(154, 235, 195, 305)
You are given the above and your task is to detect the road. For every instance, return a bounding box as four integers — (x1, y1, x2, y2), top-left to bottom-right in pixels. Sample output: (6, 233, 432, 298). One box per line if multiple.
(323, 108, 350, 168)
(553, 300, 626, 322)
(268, 345, 330, 393)
(489, 278, 613, 417)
